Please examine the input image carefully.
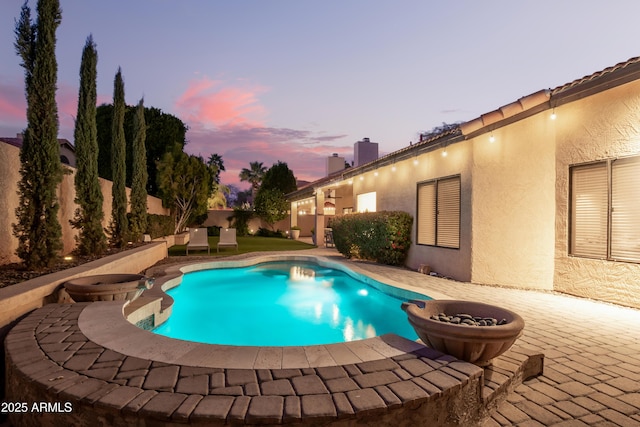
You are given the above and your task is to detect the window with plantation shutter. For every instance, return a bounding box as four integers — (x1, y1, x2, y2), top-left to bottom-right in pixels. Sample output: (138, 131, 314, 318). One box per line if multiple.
(611, 157, 640, 262)
(436, 177, 460, 248)
(417, 182, 436, 245)
(569, 155, 640, 263)
(570, 163, 608, 258)
(417, 175, 460, 249)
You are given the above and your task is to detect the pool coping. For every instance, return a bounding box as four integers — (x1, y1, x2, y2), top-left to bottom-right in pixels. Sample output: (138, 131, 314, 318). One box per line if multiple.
(5, 254, 544, 426)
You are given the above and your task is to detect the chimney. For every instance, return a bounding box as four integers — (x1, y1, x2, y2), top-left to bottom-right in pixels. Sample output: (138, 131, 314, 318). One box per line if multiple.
(326, 153, 345, 176)
(353, 137, 378, 167)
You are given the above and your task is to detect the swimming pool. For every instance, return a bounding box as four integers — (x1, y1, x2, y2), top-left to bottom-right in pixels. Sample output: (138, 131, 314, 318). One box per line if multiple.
(153, 260, 430, 346)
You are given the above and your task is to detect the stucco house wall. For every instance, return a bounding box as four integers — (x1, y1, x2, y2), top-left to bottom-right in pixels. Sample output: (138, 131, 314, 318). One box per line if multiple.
(469, 114, 556, 290)
(553, 79, 640, 308)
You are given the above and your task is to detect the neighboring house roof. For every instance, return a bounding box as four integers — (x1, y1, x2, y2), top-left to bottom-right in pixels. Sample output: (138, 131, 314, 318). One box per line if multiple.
(0, 135, 75, 152)
(287, 56, 640, 201)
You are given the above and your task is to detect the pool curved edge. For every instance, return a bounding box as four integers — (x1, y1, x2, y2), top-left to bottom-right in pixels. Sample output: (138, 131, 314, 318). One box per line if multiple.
(79, 253, 451, 369)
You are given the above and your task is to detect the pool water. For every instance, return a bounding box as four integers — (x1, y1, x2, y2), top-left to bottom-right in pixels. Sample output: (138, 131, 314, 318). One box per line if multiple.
(153, 261, 428, 346)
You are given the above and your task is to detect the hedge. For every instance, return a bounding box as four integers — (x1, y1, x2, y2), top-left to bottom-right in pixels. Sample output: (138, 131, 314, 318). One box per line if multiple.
(330, 211, 413, 266)
(145, 213, 174, 239)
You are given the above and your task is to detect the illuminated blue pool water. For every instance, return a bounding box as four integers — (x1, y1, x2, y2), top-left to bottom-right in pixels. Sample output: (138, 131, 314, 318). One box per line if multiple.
(153, 261, 430, 346)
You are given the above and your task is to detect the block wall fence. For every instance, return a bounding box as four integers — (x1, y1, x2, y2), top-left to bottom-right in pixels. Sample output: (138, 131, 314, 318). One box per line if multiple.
(0, 142, 169, 265)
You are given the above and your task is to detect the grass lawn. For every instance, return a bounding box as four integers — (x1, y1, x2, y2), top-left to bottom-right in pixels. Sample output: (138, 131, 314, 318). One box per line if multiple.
(168, 235, 315, 257)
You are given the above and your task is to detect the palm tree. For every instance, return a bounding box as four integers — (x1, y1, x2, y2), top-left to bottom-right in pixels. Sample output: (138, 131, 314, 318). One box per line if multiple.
(207, 153, 225, 184)
(239, 161, 267, 201)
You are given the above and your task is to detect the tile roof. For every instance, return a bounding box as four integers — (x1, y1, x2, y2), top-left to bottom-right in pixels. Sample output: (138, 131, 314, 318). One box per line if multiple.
(551, 56, 640, 95)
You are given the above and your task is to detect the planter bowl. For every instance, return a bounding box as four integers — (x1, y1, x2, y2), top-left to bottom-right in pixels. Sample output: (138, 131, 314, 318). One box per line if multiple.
(64, 274, 153, 303)
(401, 299, 524, 365)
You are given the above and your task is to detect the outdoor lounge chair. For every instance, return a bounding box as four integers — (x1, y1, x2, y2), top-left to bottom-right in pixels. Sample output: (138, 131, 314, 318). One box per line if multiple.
(186, 228, 210, 255)
(218, 228, 238, 252)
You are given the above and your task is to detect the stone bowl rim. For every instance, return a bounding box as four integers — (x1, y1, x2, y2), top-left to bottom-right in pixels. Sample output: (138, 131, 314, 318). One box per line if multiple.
(402, 299, 525, 341)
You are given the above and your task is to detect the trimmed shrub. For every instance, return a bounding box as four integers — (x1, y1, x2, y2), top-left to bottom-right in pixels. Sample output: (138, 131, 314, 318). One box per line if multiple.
(145, 214, 174, 239)
(331, 211, 413, 266)
(207, 226, 221, 236)
(229, 208, 254, 236)
(256, 227, 287, 238)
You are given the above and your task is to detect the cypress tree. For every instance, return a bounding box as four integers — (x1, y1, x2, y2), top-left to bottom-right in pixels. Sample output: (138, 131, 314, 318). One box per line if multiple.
(129, 98, 148, 242)
(109, 68, 128, 247)
(13, 0, 63, 269)
(71, 35, 106, 255)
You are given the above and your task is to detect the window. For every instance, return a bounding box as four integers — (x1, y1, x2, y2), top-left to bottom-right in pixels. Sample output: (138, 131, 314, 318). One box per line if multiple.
(356, 192, 376, 213)
(570, 156, 640, 262)
(417, 176, 460, 248)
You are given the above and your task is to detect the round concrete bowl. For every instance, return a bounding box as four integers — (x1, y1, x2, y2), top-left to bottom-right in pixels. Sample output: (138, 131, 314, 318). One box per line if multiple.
(64, 274, 153, 303)
(401, 300, 525, 366)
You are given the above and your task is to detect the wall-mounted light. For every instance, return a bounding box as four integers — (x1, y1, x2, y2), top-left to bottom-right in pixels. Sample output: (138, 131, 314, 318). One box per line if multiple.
(413, 156, 419, 165)
(374, 170, 378, 177)
(550, 108, 557, 120)
(442, 144, 448, 157)
(359, 176, 364, 181)
(391, 162, 396, 172)
(348, 179, 353, 185)
(489, 133, 495, 143)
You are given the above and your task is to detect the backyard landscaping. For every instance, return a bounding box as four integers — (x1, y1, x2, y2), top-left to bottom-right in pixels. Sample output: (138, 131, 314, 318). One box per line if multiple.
(0, 237, 315, 289)
(167, 235, 315, 257)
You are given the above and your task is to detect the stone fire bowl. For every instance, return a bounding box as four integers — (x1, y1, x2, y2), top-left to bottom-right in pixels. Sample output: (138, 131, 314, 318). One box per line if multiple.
(401, 300, 525, 366)
(64, 274, 153, 303)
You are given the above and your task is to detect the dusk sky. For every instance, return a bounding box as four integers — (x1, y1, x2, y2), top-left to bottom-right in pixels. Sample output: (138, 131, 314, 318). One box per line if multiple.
(2, 1, 640, 188)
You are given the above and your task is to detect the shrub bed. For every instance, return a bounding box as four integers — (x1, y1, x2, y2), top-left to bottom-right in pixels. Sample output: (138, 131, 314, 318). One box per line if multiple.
(330, 211, 413, 266)
(145, 214, 174, 239)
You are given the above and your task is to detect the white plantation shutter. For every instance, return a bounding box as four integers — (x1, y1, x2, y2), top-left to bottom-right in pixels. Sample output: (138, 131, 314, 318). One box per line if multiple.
(417, 176, 460, 248)
(417, 182, 436, 245)
(437, 177, 460, 248)
(570, 163, 608, 258)
(611, 157, 640, 262)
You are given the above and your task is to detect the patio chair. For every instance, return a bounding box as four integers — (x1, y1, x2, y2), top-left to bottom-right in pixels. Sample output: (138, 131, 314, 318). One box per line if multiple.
(324, 228, 335, 248)
(218, 228, 238, 252)
(186, 228, 210, 255)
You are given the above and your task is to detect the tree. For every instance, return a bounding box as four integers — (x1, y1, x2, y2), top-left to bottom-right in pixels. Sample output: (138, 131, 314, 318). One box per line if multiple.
(261, 161, 297, 194)
(13, 0, 64, 269)
(208, 184, 231, 209)
(157, 152, 211, 234)
(109, 68, 128, 247)
(254, 188, 288, 230)
(96, 104, 187, 196)
(234, 188, 253, 207)
(206, 153, 226, 209)
(207, 153, 225, 184)
(70, 34, 106, 256)
(129, 98, 148, 242)
(239, 161, 267, 200)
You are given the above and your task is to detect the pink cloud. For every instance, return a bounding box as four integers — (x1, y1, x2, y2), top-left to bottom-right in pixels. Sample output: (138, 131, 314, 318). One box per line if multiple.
(173, 75, 353, 190)
(0, 79, 26, 124)
(175, 76, 267, 129)
(0, 77, 106, 142)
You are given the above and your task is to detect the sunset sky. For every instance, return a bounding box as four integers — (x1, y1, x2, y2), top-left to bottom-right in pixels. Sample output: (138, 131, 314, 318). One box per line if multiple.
(2, 1, 640, 188)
